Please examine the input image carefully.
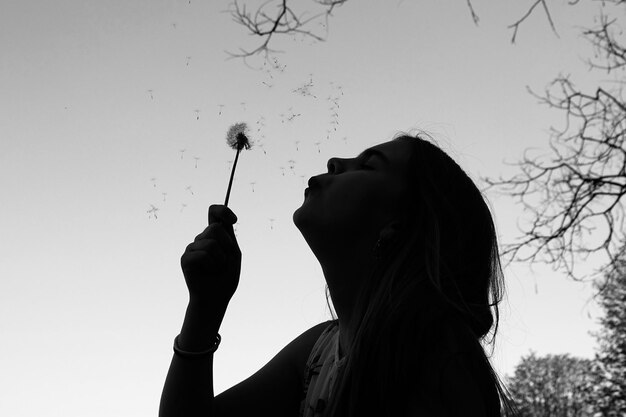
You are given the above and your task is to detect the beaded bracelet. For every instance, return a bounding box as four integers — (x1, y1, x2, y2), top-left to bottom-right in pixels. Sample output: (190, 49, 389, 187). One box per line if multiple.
(173, 333, 221, 358)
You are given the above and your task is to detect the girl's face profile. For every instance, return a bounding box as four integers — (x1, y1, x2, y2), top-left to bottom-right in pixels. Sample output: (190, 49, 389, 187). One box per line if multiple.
(293, 139, 412, 263)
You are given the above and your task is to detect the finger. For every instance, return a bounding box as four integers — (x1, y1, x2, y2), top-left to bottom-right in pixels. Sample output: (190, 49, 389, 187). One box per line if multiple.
(182, 243, 228, 270)
(186, 238, 225, 256)
(194, 224, 211, 242)
(209, 204, 237, 225)
(193, 223, 237, 251)
(209, 204, 238, 242)
(181, 249, 221, 271)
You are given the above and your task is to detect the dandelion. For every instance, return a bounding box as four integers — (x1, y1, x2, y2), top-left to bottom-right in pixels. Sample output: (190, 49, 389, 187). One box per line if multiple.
(224, 122, 252, 207)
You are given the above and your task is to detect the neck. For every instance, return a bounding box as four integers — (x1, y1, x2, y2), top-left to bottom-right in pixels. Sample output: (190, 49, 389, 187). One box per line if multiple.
(322, 258, 376, 360)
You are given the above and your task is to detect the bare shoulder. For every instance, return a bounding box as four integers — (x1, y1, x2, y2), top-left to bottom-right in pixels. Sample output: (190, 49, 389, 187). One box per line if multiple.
(213, 320, 334, 417)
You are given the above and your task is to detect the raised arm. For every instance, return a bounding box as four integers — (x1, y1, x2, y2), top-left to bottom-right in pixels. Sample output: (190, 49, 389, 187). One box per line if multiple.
(159, 205, 241, 417)
(159, 299, 225, 417)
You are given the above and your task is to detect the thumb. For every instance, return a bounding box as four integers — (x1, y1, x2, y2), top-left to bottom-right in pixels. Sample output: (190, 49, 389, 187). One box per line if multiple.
(209, 204, 238, 238)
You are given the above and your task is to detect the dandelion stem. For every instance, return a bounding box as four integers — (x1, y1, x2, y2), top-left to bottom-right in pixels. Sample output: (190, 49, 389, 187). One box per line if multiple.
(224, 147, 242, 207)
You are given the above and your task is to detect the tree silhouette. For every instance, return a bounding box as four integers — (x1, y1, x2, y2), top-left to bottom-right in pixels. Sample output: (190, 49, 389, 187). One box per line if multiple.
(506, 352, 600, 417)
(590, 251, 626, 416)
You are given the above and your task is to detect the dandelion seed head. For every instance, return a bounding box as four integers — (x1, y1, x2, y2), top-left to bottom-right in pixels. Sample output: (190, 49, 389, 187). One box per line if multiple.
(226, 122, 252, 151)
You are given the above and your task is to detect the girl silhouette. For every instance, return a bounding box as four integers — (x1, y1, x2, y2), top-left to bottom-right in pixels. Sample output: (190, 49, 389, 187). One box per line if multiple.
(160, 133, 519, 417)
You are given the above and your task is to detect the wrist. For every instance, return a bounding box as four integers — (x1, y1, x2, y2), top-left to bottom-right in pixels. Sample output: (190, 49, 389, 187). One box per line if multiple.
(188, 295, 228, 319)
(178, 298, 226, 351)
(174, 333, 221, 358)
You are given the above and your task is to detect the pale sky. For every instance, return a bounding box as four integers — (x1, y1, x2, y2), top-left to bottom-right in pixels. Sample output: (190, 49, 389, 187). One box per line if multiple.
(0, 1, 609, 416)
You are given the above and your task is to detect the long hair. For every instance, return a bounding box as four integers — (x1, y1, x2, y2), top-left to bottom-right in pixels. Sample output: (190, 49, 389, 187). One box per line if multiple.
(322, 133, 519, 417)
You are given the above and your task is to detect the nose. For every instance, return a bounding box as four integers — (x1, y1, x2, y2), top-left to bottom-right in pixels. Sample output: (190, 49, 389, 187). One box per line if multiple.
(327, 157, 341, 174)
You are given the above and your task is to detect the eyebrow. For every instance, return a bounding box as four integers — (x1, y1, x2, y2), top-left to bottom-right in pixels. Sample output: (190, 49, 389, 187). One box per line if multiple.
(357, 148, 390, 165)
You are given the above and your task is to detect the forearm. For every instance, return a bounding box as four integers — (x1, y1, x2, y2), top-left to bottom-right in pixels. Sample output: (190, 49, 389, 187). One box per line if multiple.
(159, 299, 226, 417)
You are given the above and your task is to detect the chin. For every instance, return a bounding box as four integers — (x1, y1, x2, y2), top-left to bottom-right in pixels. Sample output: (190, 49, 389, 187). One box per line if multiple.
(292, 203, 317, 237)
(292, 205, 305, 230)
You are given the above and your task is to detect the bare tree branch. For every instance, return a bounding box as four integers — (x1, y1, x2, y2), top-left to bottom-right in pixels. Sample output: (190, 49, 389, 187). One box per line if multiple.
(508, 0, 559, 43)
(467, 0, 480, 26)
(584, 12, 626, 73)
(482, 72, 626, 283)
(225, 0, 346, 61)
(226, 0, 575, 60)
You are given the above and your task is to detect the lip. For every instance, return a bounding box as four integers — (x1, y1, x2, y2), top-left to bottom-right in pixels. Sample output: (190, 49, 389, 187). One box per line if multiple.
(308, 176, 322, 188)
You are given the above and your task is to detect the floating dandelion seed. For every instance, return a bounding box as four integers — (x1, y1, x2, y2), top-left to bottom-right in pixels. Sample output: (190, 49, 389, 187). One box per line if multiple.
(186, 56, 191, 66)
(279, 166, 285, 176)
(292, 80, 316, 98)
(271, 57, 286, 72)
(268, 218, 275, 230)
(249, 182, 256, 192)
(147, 204, 159, 219)
(162, 192, 167, 202)
(194, 109, 200, 120)
(147, 89, 154, 100)
(287, 111, 301, 122)
(295, 140, 300, 151)
(218, 104, 224, 115)
(180, 203, 187, 212)
(179, 149, 186, 160)
(150, 177, 157, 187)
(224, 122, 252, 207)
(193, 156, 200, 168)
(314, 141, 321, 153)
(185, 185, 194, 195)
